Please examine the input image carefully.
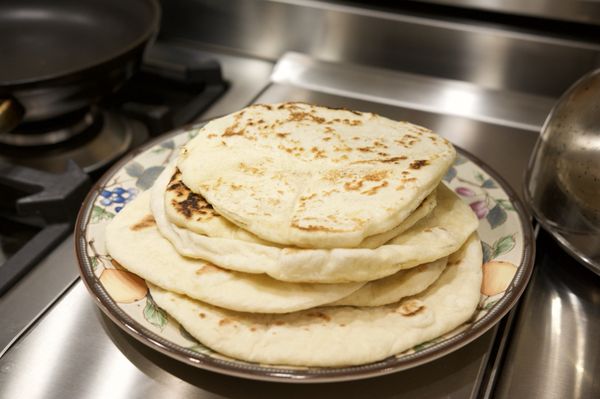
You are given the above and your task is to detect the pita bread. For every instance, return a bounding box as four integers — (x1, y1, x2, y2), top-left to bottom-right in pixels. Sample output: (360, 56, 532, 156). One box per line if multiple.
(331, 257, 447, 307)
(164, 167, 436, 248)
(152, 164, 477, 283)
(105, 191, 364, 313)
(149, 234, 483, 367)
(177, 102, 455, 248)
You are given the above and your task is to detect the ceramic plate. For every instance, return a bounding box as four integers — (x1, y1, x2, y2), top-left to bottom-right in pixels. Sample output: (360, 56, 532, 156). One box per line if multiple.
(76, 124, 534, 383)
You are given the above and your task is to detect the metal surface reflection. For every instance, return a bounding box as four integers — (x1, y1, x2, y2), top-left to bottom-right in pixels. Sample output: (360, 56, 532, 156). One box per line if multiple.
(494, 229, 600, 399)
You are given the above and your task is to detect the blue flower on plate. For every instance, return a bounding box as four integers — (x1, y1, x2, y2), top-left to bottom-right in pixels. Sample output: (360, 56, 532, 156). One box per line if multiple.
(99, 187, 138, 212)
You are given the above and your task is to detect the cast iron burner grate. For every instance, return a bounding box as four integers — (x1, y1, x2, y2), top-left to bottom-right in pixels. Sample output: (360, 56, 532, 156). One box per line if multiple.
(0, 41, 227, 295)
(0, 162, 90, 296)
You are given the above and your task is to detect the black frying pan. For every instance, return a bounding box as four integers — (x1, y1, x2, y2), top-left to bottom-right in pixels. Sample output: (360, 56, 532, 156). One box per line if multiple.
(0, 0, 160, 133)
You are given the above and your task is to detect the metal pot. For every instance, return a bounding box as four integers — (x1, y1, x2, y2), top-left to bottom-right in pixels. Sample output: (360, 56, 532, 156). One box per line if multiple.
(0, 0, 160, 134)
(524, 68, 600, 274)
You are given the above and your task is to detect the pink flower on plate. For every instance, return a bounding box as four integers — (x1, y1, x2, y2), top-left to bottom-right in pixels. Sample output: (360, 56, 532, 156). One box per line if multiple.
(470, 200, 489, 219)
(455, 187, 476, 197)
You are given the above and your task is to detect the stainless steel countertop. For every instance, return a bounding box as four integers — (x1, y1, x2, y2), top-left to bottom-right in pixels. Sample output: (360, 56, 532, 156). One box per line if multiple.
(495, 229, 600, 399)
(1, 43, 598, 398)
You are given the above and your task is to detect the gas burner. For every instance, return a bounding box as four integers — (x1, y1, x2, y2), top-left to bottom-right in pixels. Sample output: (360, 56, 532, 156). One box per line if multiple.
(0, 108, 99, 147)
(0, 109, 148, 174)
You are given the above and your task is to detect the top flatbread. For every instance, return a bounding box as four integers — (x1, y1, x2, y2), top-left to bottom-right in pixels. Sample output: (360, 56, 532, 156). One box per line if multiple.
(177, 102, 455, 248)
(164, 166, 437, 248)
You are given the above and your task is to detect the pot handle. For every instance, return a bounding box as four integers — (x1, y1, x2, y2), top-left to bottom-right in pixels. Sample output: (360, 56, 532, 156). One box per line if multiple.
(0, 98, 24, 134)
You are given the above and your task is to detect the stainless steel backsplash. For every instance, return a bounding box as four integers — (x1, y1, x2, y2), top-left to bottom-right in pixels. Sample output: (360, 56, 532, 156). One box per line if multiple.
(160, 0, 600, 97)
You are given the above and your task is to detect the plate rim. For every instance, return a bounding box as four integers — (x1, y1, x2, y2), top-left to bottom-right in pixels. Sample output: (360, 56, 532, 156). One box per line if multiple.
(75, 123, 535, 383)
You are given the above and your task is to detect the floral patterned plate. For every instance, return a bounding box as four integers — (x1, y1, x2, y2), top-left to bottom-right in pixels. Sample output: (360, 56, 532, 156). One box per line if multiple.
(75, 124, 535, 383)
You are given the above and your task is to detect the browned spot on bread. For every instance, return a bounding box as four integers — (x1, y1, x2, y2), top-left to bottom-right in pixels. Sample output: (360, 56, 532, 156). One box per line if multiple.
(397, 299, 426, 316)
(344, 180, 364, 191)
(362, 181, 389, 195)
(323, 136, 332, 141)
(410, 159, 430, 169)
(250, 327, 257, 332)
(222, 126, 245, 137)
(307, 312, 331, 322)
(239, 162, 264, 176)
(130, 215, 155, 231)
(207, 133, 217, 139)
(351, 156, 407, 165)
(168, 175, 216, 220)
(334, 145, 352, 153)
(365, 170, 390, 181)
(321, 105, 363, 116)
(288, 111, 325, 124)
(310, 146, 326, 158)
(291, 221, 350, 233)
(276, 132, 290, 138)
(219, 318, 232, 326)
(381, 156, 408, 163)
(274, 320, 285, 326)
(253, 104, 272, 111)
(300, 193, 317, 202)
(199, 312, 206, 318)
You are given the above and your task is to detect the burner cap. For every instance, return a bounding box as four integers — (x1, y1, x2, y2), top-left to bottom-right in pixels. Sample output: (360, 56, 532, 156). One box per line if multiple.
(0, 110, 148, 174)
(0, 108, 99, 147)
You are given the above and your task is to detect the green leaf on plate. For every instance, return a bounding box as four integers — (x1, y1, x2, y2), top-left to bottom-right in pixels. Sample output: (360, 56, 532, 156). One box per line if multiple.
(125, 162, 144, 178)
(454, 156, 468, 166)
(443, 166, 457, 183)
(91, 205, 114, 223)
(475, 172, 486, 183)
(144, 296, 167, 329)
(136, 166, 165, 190)
(483, 300, 499, 310)
(496, 198, 515, 211)
(91, 257, 100, 271)
(189, 343, 213, 354)
(413, 340, 435, 353)
(486, 204, 507, 229)
(481, 179, 498, 189)
(494, 235, 516, 258)
(482, 241, 494, 264)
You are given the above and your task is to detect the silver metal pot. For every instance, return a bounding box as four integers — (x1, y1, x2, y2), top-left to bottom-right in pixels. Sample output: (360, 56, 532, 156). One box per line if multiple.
(524, 68, 600, 274)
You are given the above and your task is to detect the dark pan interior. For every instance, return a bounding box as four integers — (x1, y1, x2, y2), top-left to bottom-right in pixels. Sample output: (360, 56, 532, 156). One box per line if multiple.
(0, 0, 159, 85)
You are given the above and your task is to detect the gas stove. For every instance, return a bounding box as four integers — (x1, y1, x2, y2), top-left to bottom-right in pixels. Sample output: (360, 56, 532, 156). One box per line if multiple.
(0, 41, 226, 296)
(1, 1, 599, 397)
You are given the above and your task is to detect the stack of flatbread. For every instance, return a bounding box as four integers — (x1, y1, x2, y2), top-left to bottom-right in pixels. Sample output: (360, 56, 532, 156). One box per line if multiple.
(105, 102, 482, 367)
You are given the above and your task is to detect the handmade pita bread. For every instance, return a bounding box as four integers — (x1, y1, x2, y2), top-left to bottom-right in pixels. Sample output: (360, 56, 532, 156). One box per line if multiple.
(164, 167, 436, 248)
(331, 257, 447, 307)
(177, 102, 455, 248)
(149, 234, 483, 367)
(152, 164, 477, 283)
(105, 191, 364, 313)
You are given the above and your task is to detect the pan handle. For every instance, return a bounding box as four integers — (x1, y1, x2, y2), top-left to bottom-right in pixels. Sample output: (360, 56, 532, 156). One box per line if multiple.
(0, 98, 25, 134)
